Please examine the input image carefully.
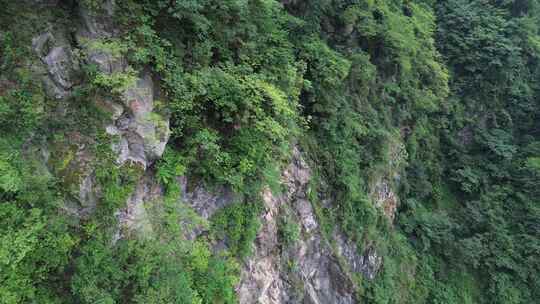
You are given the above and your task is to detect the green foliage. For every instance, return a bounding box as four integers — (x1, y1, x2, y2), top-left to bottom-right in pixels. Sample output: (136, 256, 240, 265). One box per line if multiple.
(300, 38, 351, 93)
(0, 152, 23, 193)
(211, 201, 262, 259)
(71, 234, 205, 304)
(297, 0, 448, 260)
(0, 206, 76, 303)
(85, 39, 128, 59)
(0, 143, 77, 303)
(277, 212, 301, 247)
(0, 90, 44, 137)
(0, 31, 46, 142)
(166, 66, 298, 190)
(117, 0, 303, 192)
(394, 1, 540, 303)
(156, 148, 187, 186)
(80, 0, 104, 11)
(2, 0, 540, 303)
(90, 68, 138, 95)
(96, 157, 143, 215)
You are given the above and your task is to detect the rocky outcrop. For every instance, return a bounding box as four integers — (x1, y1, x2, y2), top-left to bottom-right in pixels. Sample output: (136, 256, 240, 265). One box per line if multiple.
(32, 29, 78, 99)
(116, 170, 162, 239)
(334, 234, 382, 281)
(238, 147, 380, 304)
(75, 1, 170, 168)
(371, 179, 398, 221)
(30, 1, 170, 216)
(369, 137, 405, 222)
(44, 132, 100, 219)
(114, 173, 237, 240)
(178, 176, 237, 220)
(111, 145, 383, 303)
(106, 70, 170, 167)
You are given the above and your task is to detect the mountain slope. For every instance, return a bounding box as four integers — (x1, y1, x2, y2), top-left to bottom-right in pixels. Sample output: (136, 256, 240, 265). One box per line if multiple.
(0, 1, 539, 303)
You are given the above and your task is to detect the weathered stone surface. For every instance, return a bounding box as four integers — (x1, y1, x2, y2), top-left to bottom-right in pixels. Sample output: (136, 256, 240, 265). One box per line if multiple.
(294, 198, 318, 233)
(32, 31, 77, 99)
(32, 32, 53, 57)
(76, 1, 126, 75)
(106, 71, 170, 167)
(238, 187, 290, 304)
(335, 233, 382, 280)
(116, 171, 163, 239)
(44, 47, 75, 89)
(178, 176, 236, 220)
(238, 146, 371, 304)
(28, 4, 386, 302)
(369, 138, 405, 222)
(359, 247, 382, 281)
(76, 2, 170, 167)
(44, 132, 100, 218)
(77, 0, 117, 40)
(371, 179, 398, 221)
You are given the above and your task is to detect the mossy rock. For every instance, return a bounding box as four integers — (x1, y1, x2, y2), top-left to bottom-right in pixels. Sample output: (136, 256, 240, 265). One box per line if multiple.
(47, 132, 96, 204)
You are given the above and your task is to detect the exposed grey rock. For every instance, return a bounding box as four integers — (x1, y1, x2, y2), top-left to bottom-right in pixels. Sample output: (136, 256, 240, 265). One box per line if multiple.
(65, 137, 100, 217)
(115, 71, 169, 165)
(44, 46, 75, 90)
(76, 2, 170, 167)
(32, 31, 77, 99)
(77, 0, 117, 40)
(368, 138, 405, 222)
(238, 187, 290, 304)
(58, 172, 100, 220)
(109, 75, 170, 168)
(282, 146, 311, 200)
(178, 176, 236, 220)
(27, 0, 168, 227)
(76, 0, 126, 75)
(88, 48, 126, 74)
(22, 135, 99, 221)
(47, 133, 101, 219)
(289, 233, 356, 304)
(371, 179, 398, 221)
(116, 171, 163, 239)
(295, 198, 318, 233)
(335, 234, 382, 280)
(32, 32, 54, 57)
(78, 172, 99, 209)
(238, 146, 371, 304)
(359, 247, 382, 281)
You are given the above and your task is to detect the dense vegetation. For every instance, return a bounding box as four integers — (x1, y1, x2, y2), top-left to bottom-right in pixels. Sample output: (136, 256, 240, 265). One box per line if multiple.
(1, 0, 539, 303)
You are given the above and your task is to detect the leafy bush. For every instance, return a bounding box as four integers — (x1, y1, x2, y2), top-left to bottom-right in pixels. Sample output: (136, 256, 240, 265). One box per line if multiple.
(278, 213, 301, 247)
(211, 201, 262, 259)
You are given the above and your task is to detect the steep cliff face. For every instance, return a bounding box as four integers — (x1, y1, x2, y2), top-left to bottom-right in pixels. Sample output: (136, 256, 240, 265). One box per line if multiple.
(6, 1, 537, 303)
(238, 147, 383, 304)
(21, 2, 397, 302)
(4, 0, 540, 304)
